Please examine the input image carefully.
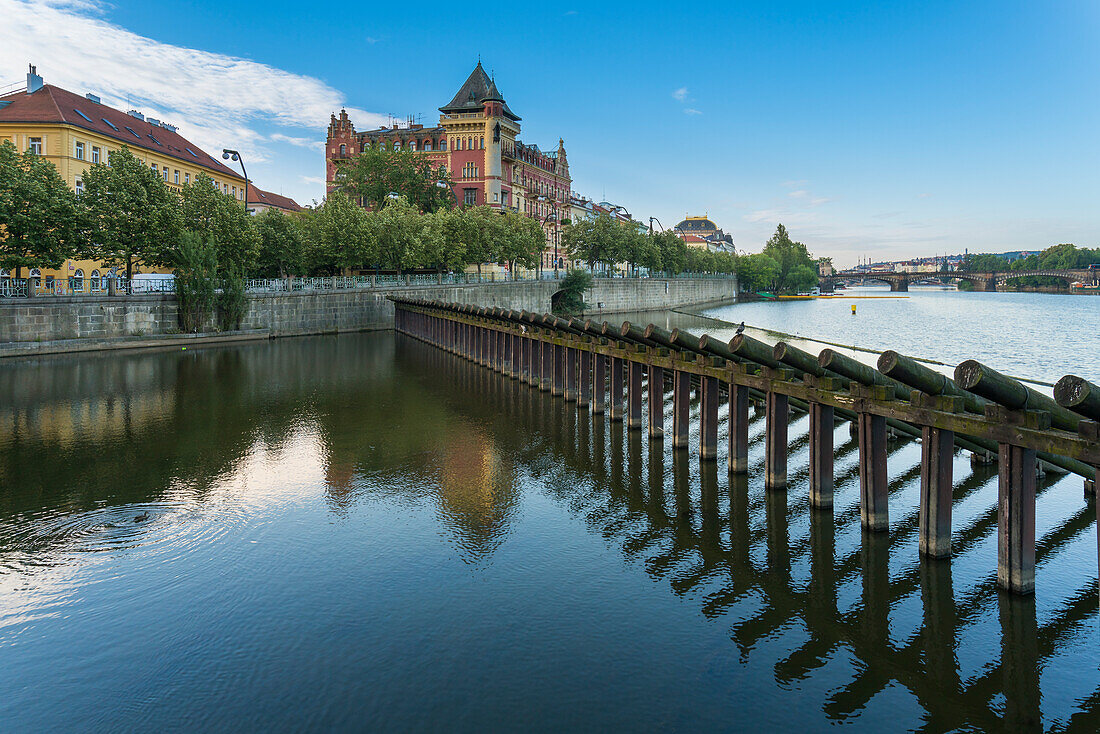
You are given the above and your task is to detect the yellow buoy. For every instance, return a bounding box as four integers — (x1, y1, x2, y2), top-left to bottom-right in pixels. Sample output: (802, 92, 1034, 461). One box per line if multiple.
(851, 305, 857, 314)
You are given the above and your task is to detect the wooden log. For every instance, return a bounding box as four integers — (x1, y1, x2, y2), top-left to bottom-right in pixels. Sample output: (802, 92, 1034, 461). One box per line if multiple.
(998, 443, 1037, 594)
(647, 324, 708, 355)
(809, 402, 834, 507)
(592, 353, 607, 414)
(955, 359, 1079, 432)
(627, 360, 644, 428)
(820, 348, 908, 399)
(879, 350, 986, 414)
(700, 374, 719, 461)
(1054, 375, 1100, 421)
(729, 333, 781, 368)
(774, 341, 826, 377)
(610, 357, 624, 421)
(919, 426, 954, 557)
(858, 412, 889, 531)
(619, 321, 663, 349)
(649, 365, 664, 439)
(765, 391, 788, 489)
(672, 369, 691, 449)
(728, 383, 749, 474)
(696, 334, 742, 364)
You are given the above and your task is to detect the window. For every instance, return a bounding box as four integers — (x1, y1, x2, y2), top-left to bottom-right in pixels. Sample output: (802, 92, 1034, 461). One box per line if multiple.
(75, 141, 85, 160)
(464, 188, 477, 206)
(124, 126, 141, 138)
(223, 183, 228, 194)
(163, 169, 168, 182)
(424, 141, 432, 151)
(440, 140, 447, 151)
(174, 170, 179, 184)
(409, 141, 416, 151)
(186, 147, 198, 158)
(339, 143, 346, 156)
(151, 163, 158, 175)
(394, 141, 401, 150)
(148, 134, 162, 146)
(185, 173, 190, 184)
(74, 109, 93, 123)
(91, 146, 100, 164)
(75, 179, 84, 196)
(28, 137, 42, 155)
(480, 137, 485, 149)
(232, 186, 237, 198)
(102, 118, 118, 131)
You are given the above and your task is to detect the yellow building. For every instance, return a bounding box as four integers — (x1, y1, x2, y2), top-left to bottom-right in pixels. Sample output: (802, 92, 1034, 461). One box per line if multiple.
(0, 65, 246, 289)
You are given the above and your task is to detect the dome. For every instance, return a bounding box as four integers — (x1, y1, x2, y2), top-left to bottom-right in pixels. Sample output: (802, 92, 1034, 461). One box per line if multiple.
(675, 217, 718, 232)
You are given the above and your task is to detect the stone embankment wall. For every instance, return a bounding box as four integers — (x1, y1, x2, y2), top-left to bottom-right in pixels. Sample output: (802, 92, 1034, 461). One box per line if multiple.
(0, 277, 737, 344)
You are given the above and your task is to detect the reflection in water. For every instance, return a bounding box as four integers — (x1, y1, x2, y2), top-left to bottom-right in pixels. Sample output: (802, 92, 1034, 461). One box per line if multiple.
(0, 330, 1096, 731)
(404, 336, 1099, 731)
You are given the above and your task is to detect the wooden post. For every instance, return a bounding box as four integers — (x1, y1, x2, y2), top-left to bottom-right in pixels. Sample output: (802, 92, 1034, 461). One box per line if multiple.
(700, 374, 719, 461)
(998, 442, 1036, 594)
(809, 402, 834, 507)
(728, 382, 749, 474)
(540, 337, 552, 391)
(627, 360, 643, 429)
(672, 369, 691, 449)
(609, 357, 624, 421)
(552, 343, 564, 396)
(919, 425, 954, 557)
(592, 354, 607, 414)
(520, 335, 530, 382)
(565, 346, 578, 402)
(649, 365, 664, 440)
(765, 391, 788, 489)
(578, 350, 592, 409)
(858, 411, 889, 531)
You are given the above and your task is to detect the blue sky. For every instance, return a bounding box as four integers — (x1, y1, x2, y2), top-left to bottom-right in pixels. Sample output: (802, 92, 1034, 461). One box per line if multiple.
(2, 0, 1098, 266)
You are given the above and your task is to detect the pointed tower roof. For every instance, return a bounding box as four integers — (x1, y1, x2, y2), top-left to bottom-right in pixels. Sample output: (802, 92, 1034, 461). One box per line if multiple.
(439, 62, 520, 121)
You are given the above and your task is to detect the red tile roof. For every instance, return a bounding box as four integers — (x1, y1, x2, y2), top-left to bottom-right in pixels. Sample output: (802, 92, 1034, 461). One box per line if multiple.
(0, 84, 243, 180)
(248, 186, 302, 212)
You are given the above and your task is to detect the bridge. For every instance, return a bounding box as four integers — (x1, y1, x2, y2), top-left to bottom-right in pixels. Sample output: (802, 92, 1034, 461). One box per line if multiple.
(393, 297, 1100, 599)
(820, 268, 1098, 292)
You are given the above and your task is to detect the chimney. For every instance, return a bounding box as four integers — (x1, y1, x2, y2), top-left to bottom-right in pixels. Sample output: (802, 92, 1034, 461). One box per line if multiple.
(26, 64, 43, 94)
(85, 93, 101, 104)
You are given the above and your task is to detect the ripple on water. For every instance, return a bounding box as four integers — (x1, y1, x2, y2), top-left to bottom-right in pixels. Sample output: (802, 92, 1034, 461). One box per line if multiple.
(0, 499, 252, 575)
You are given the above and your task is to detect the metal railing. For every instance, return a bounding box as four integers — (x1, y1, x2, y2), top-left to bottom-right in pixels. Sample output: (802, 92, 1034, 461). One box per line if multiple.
(0, 270, 737, 300)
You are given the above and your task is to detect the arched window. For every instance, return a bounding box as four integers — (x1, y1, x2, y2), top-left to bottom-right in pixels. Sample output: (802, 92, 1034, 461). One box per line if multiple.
(339, 143, 346, 156)
(409, 141, 416, 151)
(424, 141, 432, 151)
(29, 268, 41, 278)
(0, 269, 9, 279)
(480, 137, 485, 149)
(440, 140, 447, 151)
(394, 141, 401, 150)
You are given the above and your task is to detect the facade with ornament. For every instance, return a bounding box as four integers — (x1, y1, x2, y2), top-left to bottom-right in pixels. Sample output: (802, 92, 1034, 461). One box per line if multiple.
(326, 63, 572, 273)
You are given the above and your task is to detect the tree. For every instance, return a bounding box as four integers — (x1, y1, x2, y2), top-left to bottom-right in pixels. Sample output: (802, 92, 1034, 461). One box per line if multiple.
(173, 231, 217, 332)
(653, 230, 687, 275)
(254, 208, 305, 277)
(81, 146, 180, 280)
(562, 212, 624, 271)
(554, 269, 592, 314)
(736, 253, 780, 292)
(370, 195, 439, 274)
(497, 210, 545, 277)
(463, 206, 503, 276)
(761, 224, 817, 292)
(301, 192, 374, 274)
(179, 173, 260, 273)
(333, 146, 455, 212)
(0, 140, 84, 278)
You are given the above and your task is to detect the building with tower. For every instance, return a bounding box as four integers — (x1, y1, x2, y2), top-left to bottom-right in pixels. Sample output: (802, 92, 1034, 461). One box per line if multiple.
(326, 62, 572, 272)
(674, 215, 735, 253)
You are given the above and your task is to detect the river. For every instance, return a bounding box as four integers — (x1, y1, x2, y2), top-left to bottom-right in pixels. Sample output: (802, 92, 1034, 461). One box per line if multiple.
(0, 288, 1096, 731)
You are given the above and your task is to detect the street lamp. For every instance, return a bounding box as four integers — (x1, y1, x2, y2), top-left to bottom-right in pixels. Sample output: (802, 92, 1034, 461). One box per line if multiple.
(386, 191, 401, 202)
(221, 149, 248, 213)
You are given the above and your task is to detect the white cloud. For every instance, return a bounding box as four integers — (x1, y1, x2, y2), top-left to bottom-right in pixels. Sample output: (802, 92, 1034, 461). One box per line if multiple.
(270, 133, 323, 149)
(301, 176, 326, 186)
(683, 108, 702, 116)
(366, 36, 380, 44)
(917, 192, 933, 198)
(0, 0, 387, 202)
(672, 87, 688, 102)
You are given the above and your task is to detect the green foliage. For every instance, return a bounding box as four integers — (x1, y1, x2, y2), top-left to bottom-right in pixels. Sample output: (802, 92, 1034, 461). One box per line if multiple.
(173, 231, 217, 332)
(653, 230, 687, 275)
(179, 174, 260, 273)
(562, 212, 626, 270)
(0, 140, 84, 276)
(254, 208, 305, 277)
(760, 224, 817, 293)
(554, 268, 593, 314)
(958, 252, 1009, 273)
(497, 209, 546, 276)
(300, 192, 374, 274)
(79, 146, 181, 279)
(371, 195, 439, 273)
(735, 253, 780, 292)
(333, 146, 455, 212)
(216, 262, 248, 331)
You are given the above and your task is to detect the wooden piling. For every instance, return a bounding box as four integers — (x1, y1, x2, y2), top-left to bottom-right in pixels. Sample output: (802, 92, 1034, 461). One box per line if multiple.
(592, 354, 607, 414)
(700, 374, 719, 461)
(672, 369, 691, 449)
(728, 383, 749, 474)
(578, 350, 592, 408)
(765, 391, 788, 489)
(610, 357, 624, 421)
(565, 346, 578, 402)
(540, 337, 552, 391)
(809, 402, 834, 507)
(919, 425, 954, 557)
(627, 360, 644, 429)
(858, 411, 889, 531)
(649, 365, 665, 439)
(998, 442, 1037, 594)
(552, 343, 564, 396)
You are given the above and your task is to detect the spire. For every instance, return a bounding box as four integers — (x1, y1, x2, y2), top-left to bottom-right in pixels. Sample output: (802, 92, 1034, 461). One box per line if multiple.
(439, 62, 520, 121)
